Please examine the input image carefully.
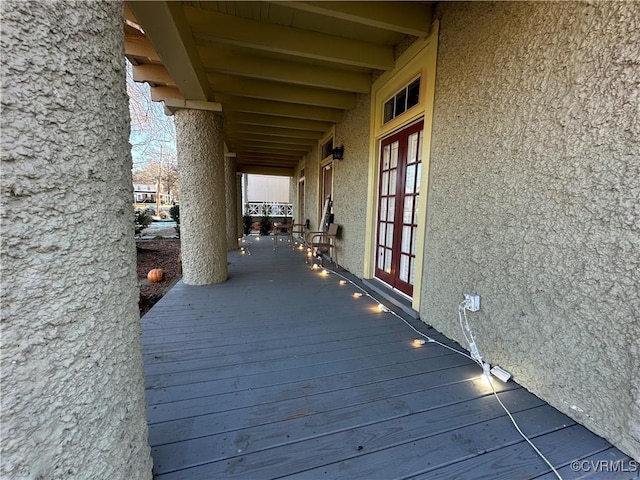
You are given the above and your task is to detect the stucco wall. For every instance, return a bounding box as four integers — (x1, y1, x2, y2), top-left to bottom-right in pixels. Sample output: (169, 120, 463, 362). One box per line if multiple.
(334, 94, 372, 277)
(422, 2, 639, 457)
(175, 110, 227, 285)
(304, 146, 320, 231)
(225, 157, 238, 250)
(1, 1, 153, 478)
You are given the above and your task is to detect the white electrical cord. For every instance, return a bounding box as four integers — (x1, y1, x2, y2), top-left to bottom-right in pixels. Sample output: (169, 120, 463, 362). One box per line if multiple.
(456, 302, 563, 480)
(311, 261, 563, 480)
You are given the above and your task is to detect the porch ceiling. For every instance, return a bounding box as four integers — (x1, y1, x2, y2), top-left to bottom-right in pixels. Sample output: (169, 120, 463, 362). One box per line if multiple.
(124, 1, 433, 175)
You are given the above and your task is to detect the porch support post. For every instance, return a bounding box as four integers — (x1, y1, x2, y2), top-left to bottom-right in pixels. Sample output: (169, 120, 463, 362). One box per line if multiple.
(1, 2, 152, 478)
(175, 109, 227, 285)
(225, 157, 239, 250)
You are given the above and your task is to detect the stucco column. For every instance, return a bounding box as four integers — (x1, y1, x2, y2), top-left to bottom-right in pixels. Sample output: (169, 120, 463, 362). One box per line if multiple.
(175, 109, 227, 284)
(225, 157, 239, 250)
(0, 2, 152, 479)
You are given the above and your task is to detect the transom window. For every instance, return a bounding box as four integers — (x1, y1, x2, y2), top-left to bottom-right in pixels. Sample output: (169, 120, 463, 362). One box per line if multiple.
(383, 77, 420, 124)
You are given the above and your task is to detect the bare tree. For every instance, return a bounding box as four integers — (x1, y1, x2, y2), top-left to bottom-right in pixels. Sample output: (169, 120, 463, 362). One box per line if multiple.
(127, 59, 179, 200)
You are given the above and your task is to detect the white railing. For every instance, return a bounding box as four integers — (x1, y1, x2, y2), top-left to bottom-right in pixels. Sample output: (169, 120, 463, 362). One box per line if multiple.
(245, 202, 294, 217)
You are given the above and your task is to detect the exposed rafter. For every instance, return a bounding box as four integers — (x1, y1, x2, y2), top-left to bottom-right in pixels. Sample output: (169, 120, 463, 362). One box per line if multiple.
(274, 1, 432, 37)
(184, 6, 394, 70)
(227, 134, 317, 147)
(225, 124, 323, 140)
(207, 73, 357, 110)
(236, 165, 296, 177)
(218, 95, 343, 123)
(127, 1, 212, 101)
(225, 112, 333, 132)
(164, 98, 223, 115)
(197, 44, 371, 93)
(230, 140, 312, 153)
(132, 64, 175, 87)
(150, 86, 183, 102)
(125, 34, 161, 63)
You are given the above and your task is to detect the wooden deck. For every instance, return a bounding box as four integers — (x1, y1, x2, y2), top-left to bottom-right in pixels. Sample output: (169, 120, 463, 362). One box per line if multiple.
(141, 236, 634, 480)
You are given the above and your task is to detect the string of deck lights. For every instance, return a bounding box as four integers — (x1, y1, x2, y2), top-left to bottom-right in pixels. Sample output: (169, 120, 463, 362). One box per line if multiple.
(239, 237, 252, 255)
(303, 250, 563, 480)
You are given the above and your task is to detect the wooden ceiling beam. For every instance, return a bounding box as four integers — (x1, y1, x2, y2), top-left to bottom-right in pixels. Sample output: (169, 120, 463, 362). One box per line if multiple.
(125, 34, 161, 63)
(230, 140, 312, 152)
(127, 1, 212, 101)
(164, 98, 223, 115)
(236, 151, 302, 160)
(132, 64, 175, 87)
(198, 45, 371, 93)
(225, 124, 323, 140)
(232, 145, 308, 157)
(274, 1, 432, 37)
(227, 134, 317, 147)
(184, 5, 393, 70)
(150, 86, 183, 102)
(237, 165, 295, 177)
(207, 73, 356, 110)
(218, 95, 343, 122)
(226, 112, 333, 132)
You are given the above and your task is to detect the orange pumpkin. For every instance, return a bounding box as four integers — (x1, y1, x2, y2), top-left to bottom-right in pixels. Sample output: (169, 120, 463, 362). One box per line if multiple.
(147, 268, 164, 283)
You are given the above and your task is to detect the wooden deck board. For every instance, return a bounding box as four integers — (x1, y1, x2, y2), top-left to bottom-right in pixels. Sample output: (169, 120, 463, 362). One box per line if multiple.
(142, 236, 634, 479)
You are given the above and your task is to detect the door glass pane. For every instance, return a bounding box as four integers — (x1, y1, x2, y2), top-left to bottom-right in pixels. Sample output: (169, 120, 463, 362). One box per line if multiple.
(418, 131, 423, 161)
(382, 171, 389, 196)
(399, 255, 409, 282)
(416, 163, 422, 194)
(384, 249, 392, 273)
(402, 226, 411, 253)
(387, 197, 395, 221)
(378, 223, 386, 246)
(405, 164, 416, 193)
(380, 198, 387, 221)
(383, 145, 391, 170)
(413, 198, 419, 223)
(403, 196, 413, 223)
(378, 248, 385, 269)
(386, 224, 394, 247)
(408, 132, 419, 164)
(389, 169, 396, 195)
(390, 142, 399, 168)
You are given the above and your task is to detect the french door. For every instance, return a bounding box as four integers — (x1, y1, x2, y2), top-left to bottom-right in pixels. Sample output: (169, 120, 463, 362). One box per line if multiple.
(375, 120, 423, 296)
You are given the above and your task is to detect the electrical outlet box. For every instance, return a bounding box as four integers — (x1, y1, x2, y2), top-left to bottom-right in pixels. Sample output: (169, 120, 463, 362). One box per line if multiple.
(464, 293, 480, 312)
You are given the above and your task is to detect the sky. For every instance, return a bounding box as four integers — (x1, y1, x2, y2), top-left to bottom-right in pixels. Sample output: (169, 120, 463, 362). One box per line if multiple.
(126, 60, 177, 170)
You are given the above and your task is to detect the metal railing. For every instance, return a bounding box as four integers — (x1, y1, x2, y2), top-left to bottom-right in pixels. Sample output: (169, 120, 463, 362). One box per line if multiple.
(245, 202, 294, 217)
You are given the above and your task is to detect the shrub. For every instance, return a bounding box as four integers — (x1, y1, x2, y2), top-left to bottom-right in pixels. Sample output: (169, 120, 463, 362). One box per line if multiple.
(242, 214, 252, 235)
(169, 204, 180, 238)
(259, 214, 272, 236)
(135, 210, 153, 236)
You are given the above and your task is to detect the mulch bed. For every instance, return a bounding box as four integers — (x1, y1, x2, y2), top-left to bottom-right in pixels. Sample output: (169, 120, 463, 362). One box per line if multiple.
(137, 239, 181, 316)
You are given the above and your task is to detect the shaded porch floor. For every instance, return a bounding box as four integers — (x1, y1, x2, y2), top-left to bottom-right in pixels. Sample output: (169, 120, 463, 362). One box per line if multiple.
(141, 235, 634, 479)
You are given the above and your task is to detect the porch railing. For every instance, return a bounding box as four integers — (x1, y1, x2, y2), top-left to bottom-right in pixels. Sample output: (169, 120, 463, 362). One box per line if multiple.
(245, 202, 294, 217)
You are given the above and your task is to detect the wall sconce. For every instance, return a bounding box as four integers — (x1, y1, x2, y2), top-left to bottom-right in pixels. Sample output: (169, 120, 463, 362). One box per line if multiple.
(332, 145, 344, 161)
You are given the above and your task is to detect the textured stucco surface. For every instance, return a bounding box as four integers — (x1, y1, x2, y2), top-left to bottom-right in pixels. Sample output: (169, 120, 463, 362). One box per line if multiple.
(422, 2, 639, 458)
(334, 94, 372, 277)
(225, 157, 239, 250)
(175, 110, 227, 285)
(0, 1, 153, 478)
(303, 146, 320, 232)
